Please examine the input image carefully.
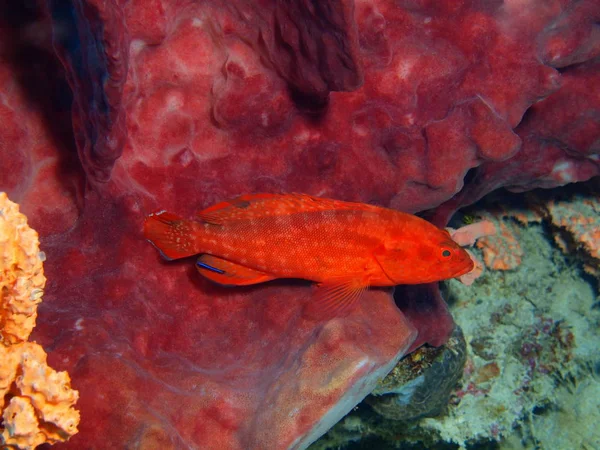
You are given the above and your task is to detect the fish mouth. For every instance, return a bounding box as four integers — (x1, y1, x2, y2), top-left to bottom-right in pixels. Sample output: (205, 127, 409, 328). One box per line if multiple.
(454, 254, 475, 278)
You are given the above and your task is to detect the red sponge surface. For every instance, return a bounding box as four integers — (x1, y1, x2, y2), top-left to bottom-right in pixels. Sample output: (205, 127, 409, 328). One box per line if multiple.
(1, 1, 598, 448)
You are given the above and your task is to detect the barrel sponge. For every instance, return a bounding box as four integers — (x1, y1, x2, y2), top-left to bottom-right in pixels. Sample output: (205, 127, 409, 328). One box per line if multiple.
(0, 193, 80, 449)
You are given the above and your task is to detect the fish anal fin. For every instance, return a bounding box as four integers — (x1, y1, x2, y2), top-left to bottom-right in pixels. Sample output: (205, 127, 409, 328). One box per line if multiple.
(303, 277, 367, 321)
(196, 255, 275, 286)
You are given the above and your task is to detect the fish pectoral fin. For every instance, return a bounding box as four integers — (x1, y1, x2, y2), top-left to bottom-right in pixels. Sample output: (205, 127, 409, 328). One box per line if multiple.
(196, 255, 275, 286)
(303, 277, 367, 321)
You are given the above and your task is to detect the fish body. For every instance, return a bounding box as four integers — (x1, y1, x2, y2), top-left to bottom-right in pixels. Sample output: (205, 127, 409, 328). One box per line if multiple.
(144, 193, 474, 317)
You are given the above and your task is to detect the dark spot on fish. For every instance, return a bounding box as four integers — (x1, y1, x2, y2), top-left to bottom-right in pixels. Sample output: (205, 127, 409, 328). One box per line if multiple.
(442, 249, 451, 257)
(235, 200, 251, 209)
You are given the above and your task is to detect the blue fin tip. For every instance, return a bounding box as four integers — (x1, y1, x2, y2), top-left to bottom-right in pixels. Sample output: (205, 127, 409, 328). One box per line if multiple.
(196, 261, 225, 274)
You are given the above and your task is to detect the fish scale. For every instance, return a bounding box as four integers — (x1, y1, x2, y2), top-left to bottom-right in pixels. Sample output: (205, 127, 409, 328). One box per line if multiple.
(200, 209, 381, 278)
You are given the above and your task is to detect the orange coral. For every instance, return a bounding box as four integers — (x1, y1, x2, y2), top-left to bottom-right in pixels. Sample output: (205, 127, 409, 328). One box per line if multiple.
(458, 249, 485, 286)
(0, 192, 80, 449)
(476, 221, 523, 271)
(449, 220, 497, 247)
(461, 182, 599, 276)
(0, 193, 45, 345)
(492, 186, 600, 279)
(447, 221, 497, 285)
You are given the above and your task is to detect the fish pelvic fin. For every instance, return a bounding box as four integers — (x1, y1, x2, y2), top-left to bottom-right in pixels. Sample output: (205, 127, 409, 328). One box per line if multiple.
(196, 255, 275, 285)
(143, 211, 200, 260)
(303, 276, 368, 321)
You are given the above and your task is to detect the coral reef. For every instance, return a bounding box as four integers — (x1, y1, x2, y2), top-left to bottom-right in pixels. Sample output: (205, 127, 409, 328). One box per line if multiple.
(311, 184, 600, 449)
(476, 220, 524, 271)
(471, 180, 600, 284)
(0, 0, 598, 448)
(537, 182, 600, 285)
(0, 192, 80, 449)
(447, 221, 495, 285)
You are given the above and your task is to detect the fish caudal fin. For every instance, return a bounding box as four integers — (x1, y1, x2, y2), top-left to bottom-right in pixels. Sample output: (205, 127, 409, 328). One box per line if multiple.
(303, 276, 367, 321)
(143, 211, 200, 260)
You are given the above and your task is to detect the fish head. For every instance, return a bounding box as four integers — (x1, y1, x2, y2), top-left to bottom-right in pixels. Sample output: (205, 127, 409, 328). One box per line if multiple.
(376, 220, 474, 285)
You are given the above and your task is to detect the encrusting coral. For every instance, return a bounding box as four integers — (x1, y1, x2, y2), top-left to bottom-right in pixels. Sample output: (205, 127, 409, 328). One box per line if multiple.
(542, 188, 600, 283)
(464, 181, 600, 281)
(0, 192, 80, 449)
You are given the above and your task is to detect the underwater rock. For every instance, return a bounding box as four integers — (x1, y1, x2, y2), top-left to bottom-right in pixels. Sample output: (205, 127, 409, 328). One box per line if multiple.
(367, 326, 467, 422)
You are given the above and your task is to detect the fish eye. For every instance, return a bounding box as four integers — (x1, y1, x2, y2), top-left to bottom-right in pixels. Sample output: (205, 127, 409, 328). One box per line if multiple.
(439, 241, 457, 260)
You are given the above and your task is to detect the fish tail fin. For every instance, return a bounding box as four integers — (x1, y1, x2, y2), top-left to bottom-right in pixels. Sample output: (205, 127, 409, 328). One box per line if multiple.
(143, 211, 201, 260)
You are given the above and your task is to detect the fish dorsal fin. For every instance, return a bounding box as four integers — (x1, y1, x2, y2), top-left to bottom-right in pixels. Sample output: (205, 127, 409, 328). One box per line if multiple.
(303, 276, 367, 321)
(197, 193, 378, 225)
(196, 254, 275, 286)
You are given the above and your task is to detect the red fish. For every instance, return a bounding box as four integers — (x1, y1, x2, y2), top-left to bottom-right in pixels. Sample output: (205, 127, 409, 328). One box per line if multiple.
(143, 193, 474, 318)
